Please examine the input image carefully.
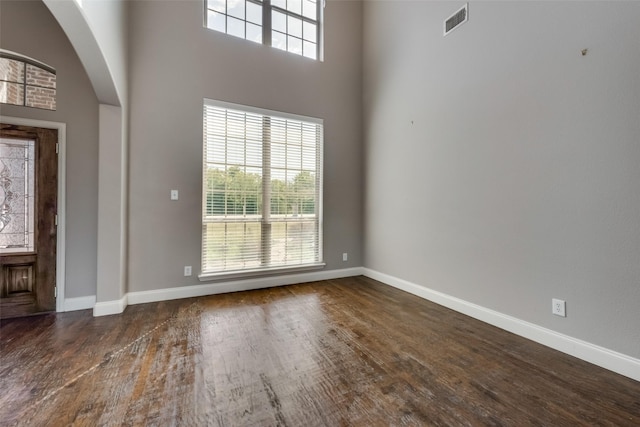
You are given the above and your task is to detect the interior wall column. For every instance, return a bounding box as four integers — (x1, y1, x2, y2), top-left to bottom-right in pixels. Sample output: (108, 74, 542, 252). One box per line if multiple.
(95, 104, 128, 311)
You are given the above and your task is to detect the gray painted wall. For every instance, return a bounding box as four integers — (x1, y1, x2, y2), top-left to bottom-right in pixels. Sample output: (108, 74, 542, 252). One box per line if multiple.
(127, 0, 363, 291)
(363, 1, 640, 358)
(0, 0, 99, 299)
(79, 0, 128, 103)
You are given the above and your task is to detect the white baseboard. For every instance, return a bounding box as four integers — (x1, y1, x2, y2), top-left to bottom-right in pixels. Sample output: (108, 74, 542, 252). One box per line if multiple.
(128, 266, 365, 305)
(63, 295, 96, 312)
(93, 294, 128, 317)
(362, 268, 640, 382)
(94, 267, 365, 314)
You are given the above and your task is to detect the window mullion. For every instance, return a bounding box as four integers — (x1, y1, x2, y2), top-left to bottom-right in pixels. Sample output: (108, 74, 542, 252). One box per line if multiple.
(261, 116, 272, 267)
(263, 0, 272, 46)
(224, 110, 229, 216)
(316, 0, 321, 59)
(23, 63, 27, 106)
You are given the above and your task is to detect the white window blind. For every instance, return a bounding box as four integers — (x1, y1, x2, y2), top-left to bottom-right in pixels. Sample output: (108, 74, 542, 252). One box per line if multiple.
(202, 99, 323, 277)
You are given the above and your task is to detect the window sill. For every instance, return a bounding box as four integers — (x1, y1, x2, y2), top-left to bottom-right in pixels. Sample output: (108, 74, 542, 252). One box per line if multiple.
(198, 263, 326, 282)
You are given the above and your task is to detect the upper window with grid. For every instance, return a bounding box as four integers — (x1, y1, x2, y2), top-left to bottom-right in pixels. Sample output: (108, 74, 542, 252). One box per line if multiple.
(205, 0, 322, 60)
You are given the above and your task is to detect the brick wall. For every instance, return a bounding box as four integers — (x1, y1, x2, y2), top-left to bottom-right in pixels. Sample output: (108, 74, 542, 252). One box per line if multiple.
(26, 86, 56, 110)
(25, 64, 56, 110)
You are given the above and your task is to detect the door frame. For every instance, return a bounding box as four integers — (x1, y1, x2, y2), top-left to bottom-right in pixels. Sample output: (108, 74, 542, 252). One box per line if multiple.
(1, 116, 66, 313)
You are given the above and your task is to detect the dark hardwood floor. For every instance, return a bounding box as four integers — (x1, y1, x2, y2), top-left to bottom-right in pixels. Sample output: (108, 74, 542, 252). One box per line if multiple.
(1, 276, 638, 426)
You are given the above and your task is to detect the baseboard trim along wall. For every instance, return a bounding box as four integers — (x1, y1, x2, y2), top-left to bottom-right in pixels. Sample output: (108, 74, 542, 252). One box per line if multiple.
(128, 267, 365, 305)
(63, 295, 96, 312)
(93, 294, 128, 317)
(93, 267, 365, 316)
(362, 268, 640, 383)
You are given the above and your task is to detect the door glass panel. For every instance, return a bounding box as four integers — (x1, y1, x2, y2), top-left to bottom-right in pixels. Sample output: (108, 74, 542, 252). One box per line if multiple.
(0, 138, 35, 254)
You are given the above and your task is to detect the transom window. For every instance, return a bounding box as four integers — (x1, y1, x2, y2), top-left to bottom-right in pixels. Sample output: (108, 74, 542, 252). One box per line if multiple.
(0, 50, 57, 111)
(205, 0, 322, 60)
(202, 99, 323, 278)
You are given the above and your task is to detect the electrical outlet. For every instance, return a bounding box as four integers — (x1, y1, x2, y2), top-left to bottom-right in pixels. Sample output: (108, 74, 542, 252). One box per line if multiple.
(342, 253, 348, 262)
(184, 266, 192, 276)
(552, 298, 566, 317)
(171, 190, 179, 200)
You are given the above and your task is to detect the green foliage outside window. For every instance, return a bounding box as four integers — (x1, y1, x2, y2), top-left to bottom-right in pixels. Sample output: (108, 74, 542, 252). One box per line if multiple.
(205, 167, 316, 216)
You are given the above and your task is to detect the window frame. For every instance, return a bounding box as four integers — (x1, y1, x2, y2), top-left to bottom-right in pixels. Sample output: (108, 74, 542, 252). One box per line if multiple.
(201, 98, 324, 281)
(204, 0, 324, 61)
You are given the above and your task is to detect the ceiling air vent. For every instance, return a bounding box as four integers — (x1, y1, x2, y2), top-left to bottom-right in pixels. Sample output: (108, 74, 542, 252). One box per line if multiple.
(444, 3, 468, 36)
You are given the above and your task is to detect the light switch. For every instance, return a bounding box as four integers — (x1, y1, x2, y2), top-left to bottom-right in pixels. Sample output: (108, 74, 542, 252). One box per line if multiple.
(170, 190, 179, 200)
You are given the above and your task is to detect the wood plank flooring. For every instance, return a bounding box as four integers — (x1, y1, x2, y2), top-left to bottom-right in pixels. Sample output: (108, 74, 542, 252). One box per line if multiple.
(1, 276, 639, 426)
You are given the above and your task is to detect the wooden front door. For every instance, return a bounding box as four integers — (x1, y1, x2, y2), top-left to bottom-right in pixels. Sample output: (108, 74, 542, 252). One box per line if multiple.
(0, 124, 57, 319)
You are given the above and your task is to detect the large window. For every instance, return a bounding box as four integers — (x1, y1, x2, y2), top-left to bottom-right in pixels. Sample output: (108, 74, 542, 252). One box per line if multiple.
(202, 99, 323, 278)
(205, 0, 322, 60)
